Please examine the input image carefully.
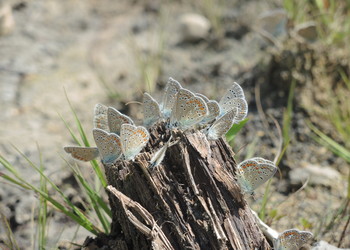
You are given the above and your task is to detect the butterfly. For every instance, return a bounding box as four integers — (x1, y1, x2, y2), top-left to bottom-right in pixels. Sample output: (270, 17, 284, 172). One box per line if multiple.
(93, 103, 109, 131)
(120, 124, 150, 161)
(64, 146, 99, 162)
(236, 157, 277, 195)
(206, 108, 237, 140)
(143, 92, 161, 128)
(274, 229, 313, 250)
(219, 82, 248, 122)
(93, 128, 122, 164)
(170, 88, 208, 129)
(160, 77, 182, 118)
(149, 135, 173, 169)
(196, 93, 220, 125)
(107, 107, 134, 135)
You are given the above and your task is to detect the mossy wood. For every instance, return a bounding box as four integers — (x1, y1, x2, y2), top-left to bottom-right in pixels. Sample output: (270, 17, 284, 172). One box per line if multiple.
(85, 122, 270, 249)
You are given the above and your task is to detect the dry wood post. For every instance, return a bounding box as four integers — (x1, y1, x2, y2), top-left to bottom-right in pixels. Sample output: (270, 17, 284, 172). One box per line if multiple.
(84, 122, 271, 249)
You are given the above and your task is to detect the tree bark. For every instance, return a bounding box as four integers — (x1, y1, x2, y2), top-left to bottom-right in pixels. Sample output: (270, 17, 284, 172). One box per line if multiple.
(84, 122, 271, 249)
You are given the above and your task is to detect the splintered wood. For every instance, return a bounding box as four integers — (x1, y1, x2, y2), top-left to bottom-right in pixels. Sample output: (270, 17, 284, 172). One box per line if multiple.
(89, 123, 270, 249)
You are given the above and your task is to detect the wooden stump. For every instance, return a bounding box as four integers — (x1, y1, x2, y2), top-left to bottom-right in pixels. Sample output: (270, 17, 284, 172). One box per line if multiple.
(84, 122, 271, 249)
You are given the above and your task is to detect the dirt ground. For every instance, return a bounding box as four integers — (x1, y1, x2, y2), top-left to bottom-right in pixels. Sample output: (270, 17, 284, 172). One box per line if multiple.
(0, 0, 349, 249)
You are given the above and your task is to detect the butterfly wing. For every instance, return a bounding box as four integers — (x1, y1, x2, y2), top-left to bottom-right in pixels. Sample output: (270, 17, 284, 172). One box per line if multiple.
(195, 93, 210, 102)
(64, 146, 99, 162)
(170, 88, 194, 127)
(195, 93, 220, 125)
(160, 77, 182, 118)
(219, 82, 248, 121)
(93, 104, 109, 131)
(274, 229, 313, 250)
(179, 95, 208, 129)
(207, 108, 237, 140)
(219, 82, 245, 102)
(107, 107, 134, 135)
(203, 100, 220, 124)
(149, 135, 173, 169)
(93, 128, 122, 164)
(120, 124, 150, 160)
(251, 157, 274, 165)
(171, 88, 208, 129)
(231, 98, 248, 121)
(237, 158, 277, 194)
(297, 230, 313, 247)
(143, 92, 161, 128)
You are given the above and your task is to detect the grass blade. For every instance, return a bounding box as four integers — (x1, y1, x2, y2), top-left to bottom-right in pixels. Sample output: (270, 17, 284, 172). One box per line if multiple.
(1, 149, 102, 235)
(308, 122, 350, 163)
(225, 118, 249, 143)
(38, 146, 47, 249)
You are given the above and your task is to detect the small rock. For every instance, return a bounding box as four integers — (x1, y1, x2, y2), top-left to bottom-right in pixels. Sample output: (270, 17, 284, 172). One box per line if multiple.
(179, 13, 211, 42)
(15, 194, 36, 224)
(289, 163, 342, 187)
(312, 240, 348, 250)
(0, 4, 15, 36)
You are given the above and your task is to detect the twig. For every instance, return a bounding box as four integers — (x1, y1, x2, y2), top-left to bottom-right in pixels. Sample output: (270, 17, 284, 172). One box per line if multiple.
(182, 146, 199, 195)
(106, 185, 174, 250)
(250, 209, 279, 242)
(268, 115, 283, 165)
(337, 199, 350, 247)
(254, 83, 279, 147)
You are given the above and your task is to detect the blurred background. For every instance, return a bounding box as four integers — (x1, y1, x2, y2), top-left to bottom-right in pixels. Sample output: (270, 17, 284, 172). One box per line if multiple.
(0, 0, 349, 248)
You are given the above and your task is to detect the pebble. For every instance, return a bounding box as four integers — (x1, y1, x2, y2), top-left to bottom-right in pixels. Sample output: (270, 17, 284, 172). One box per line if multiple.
(289, 163, 342, 187)
(179, 13, 211, 42)
(312, 240, 348, 250)
(0, 4, 15, 36)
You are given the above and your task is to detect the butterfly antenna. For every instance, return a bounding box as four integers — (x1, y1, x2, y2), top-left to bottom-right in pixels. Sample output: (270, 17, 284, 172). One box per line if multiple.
(125, 101, 142, 106)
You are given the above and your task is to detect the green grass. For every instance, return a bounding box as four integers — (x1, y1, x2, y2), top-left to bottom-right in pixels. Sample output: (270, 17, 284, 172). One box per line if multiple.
(129, 8, 167, 94)
(306, 77, 350, 244)
(0, 209, 20, 250)
(282, 79, 295, 148)
(194, 0, 225, 39)
(258, 79, 295, 223)
(279, 1, 350, 242)
(0, 95, 112, 247)
(38, 147, 47, 250)
(225, 118, 249, 144)
(283, 0, 350, 46)
(132, 38, 164, 94)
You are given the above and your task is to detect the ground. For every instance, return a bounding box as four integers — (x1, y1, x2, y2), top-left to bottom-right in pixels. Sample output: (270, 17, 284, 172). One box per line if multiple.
(0, 0, 349, 249)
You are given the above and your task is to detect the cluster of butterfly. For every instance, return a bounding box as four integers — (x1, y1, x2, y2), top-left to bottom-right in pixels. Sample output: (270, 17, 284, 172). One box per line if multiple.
(64, 77, 248, 164)
(64, 77, 313, 248)
(63, 78, 279, 195)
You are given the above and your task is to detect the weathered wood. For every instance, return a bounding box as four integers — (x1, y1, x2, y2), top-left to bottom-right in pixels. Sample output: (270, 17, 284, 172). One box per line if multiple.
(84, 122, 271, 249)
